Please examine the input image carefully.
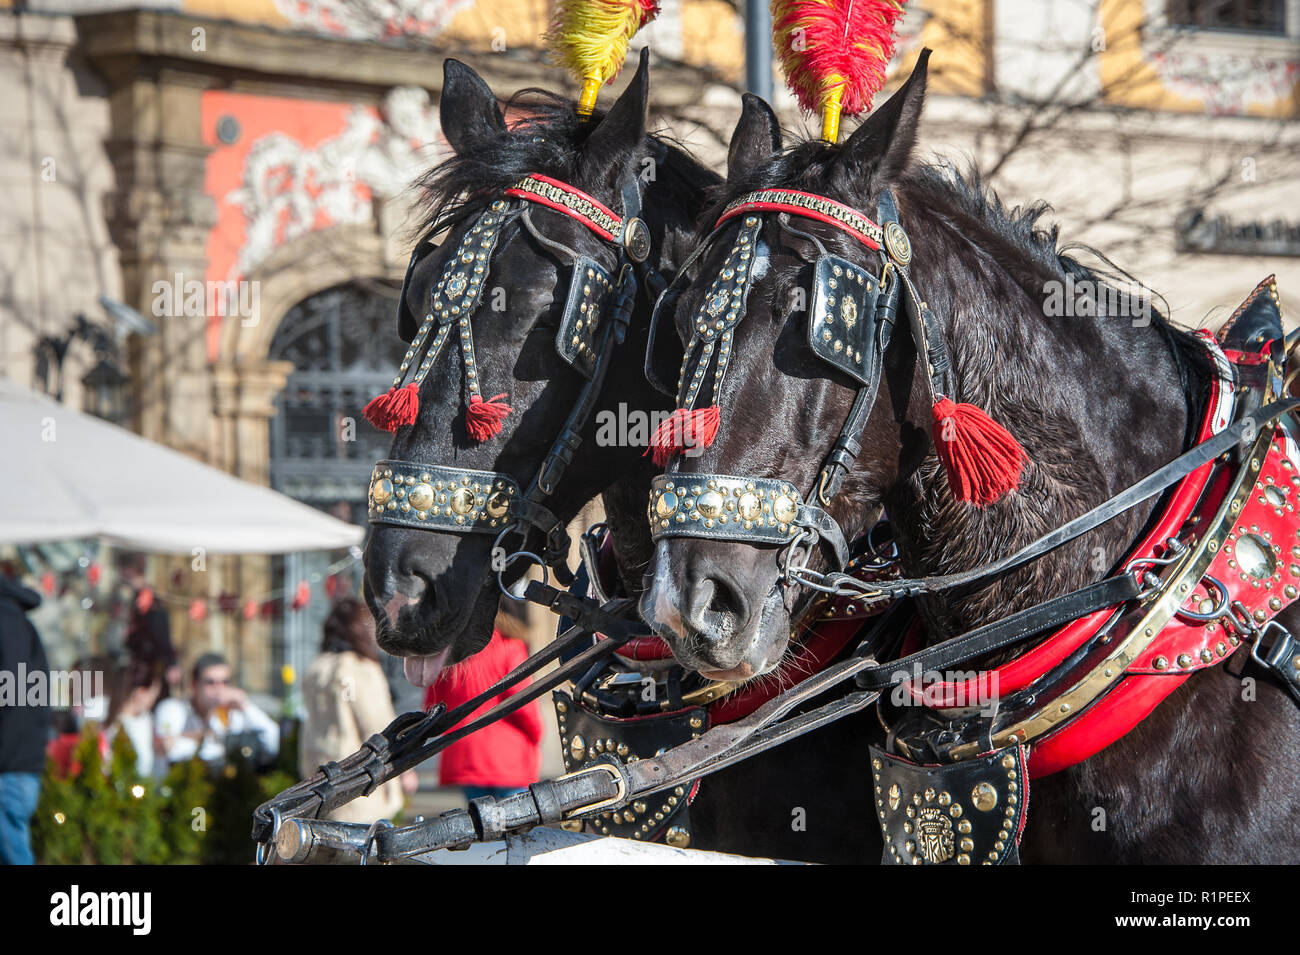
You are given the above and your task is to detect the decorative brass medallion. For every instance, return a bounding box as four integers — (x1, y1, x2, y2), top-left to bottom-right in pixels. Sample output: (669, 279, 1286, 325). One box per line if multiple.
(664, 826, 691, 848)
(485, 490, 511, 518)
(624, 216, 652, 263)
(773, 495, 797, 525)
(916, 805, 955, 863)
(888, 783, 901, 812)
(408, 483, 434, 511)
(842, 296, 858, 329)
(697, 490, 724, 520)
(884, 221, 912, 267)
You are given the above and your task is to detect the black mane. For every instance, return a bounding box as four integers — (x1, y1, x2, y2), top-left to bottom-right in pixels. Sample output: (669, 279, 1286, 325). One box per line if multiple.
(706, 139, 1213, 395)
(413, 89, 712, 239)
(897, 163, 1214, 400)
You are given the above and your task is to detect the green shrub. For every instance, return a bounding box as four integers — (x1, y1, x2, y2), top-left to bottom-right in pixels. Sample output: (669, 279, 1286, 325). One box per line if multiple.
(32, 723, 299, 865)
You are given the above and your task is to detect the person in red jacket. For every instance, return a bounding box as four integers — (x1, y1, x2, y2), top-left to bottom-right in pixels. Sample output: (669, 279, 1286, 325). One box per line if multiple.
(422, 602, 543, 802)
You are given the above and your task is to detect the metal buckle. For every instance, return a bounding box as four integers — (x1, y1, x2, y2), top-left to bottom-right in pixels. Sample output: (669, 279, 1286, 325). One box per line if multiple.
(558, 761, 627, 818)
(1250, 619, 1295, 669)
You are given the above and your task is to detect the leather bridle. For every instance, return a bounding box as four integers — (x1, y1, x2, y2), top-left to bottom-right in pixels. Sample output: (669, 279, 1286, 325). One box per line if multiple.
(646, 187, 938, 587)
(367, 169, 660, 585)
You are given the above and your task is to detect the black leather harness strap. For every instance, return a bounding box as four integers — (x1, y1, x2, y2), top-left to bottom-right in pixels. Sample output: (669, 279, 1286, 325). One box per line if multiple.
(1251, 621, 1300, 704)
(815, 193, 905, 504)
(851, 572, 1143, 690)
(356, 650, 889, 861)
(819, 398, 1300, 602)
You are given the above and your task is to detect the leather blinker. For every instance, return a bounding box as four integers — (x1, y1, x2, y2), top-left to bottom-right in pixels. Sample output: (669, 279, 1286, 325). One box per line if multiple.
(808, 255, 883, 387)
(556, 257, 616, 378)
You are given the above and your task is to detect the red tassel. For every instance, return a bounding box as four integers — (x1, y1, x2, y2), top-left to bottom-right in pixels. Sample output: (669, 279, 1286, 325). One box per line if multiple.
(647, 405, 721, 468)
(466, 393, 512, 442)
(363, 382, 420, 432)
(931, 397, 1027, 506)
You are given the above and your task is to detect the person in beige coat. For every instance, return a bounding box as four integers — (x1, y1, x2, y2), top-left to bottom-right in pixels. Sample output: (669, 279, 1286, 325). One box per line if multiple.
(300, 597, 416, 824)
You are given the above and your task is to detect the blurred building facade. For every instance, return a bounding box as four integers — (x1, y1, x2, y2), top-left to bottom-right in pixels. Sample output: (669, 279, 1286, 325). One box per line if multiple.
(0, 0, 1297, 711)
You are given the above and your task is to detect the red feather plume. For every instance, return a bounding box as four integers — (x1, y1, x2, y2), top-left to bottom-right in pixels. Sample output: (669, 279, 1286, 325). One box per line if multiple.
(772, 0, 907, 119)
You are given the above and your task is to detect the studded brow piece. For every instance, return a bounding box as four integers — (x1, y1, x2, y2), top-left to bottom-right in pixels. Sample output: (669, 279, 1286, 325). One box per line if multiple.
(363, 200, 515, 440)
(647, 216, 764, 467)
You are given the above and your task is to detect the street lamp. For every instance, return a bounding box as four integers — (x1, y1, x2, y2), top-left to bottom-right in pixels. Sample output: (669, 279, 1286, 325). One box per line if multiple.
(81, 357, 129, 425)
(32, 298, 155, 423)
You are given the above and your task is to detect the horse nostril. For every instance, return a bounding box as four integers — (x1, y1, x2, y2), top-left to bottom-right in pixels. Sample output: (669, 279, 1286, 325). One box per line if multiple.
(685, 573, 747, 641)
(383, 588, 421, 625)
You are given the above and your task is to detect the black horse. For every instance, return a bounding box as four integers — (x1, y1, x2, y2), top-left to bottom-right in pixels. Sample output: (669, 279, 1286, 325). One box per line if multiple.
(643, 54, 1300, 863)
(363, 54, 713, 684)
(359, 55, 888, 864)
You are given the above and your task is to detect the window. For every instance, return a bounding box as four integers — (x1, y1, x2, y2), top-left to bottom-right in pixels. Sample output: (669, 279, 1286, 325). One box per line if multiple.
(268, 280, 405, 516)
(1167, 0, 1288, 33)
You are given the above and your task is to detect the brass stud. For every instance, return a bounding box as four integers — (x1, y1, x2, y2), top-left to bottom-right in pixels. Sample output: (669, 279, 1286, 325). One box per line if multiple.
(971, 783, 997, 812)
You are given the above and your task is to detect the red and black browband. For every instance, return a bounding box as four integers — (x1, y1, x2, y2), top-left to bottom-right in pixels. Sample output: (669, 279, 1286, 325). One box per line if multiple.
(718, 188, 885, 251)
(506, 173, 624, 243)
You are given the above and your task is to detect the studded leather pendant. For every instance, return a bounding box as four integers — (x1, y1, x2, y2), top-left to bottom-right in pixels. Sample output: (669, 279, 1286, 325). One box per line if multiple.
(871, 742, 1028, 865)
(554, 689, 703, 844)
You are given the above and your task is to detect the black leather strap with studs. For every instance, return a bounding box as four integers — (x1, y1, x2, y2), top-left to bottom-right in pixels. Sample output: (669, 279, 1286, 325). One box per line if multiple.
(648, 473, 850, 567)
(368, 462, 521, 533)
(871, 742, 1029, 865)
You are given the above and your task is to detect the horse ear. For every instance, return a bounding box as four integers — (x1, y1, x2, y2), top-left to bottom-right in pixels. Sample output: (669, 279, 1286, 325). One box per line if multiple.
(580, 47, 650, 184)
(836, 48, 930, 188)
(440, 59, 506, 155)
(728, 93, 782, 183)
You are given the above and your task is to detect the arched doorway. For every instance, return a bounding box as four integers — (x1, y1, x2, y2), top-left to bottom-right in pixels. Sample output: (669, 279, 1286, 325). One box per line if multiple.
(266, 280, 422, 712)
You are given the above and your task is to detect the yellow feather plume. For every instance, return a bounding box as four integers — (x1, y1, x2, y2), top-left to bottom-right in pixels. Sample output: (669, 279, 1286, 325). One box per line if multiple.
(544, 0, 661, 115)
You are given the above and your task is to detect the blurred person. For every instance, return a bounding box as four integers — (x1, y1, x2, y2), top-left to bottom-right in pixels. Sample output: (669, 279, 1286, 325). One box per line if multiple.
(300, 598, 415, 824)
(44, 656, 111, 779)
(104, 660, 164, 780)
(0, 572, 50, 865)
(423, 601, 543, 803)
(117, 552, 180, 697)
(155, 653, 279, 767)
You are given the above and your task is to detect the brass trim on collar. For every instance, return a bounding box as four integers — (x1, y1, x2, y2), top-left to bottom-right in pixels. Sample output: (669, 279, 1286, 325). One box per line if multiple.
(949, 421, 1278, 759)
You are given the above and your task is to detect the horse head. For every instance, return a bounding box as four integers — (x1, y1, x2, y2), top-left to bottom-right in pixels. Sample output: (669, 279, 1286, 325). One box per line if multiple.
(644, 46, 1203, 680)
(365, 52, 715, 686)
(638, 55, 933, 680)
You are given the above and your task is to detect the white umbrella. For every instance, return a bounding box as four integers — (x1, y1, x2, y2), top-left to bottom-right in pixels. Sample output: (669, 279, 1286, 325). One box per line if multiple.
(0, 377, 364, 553)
